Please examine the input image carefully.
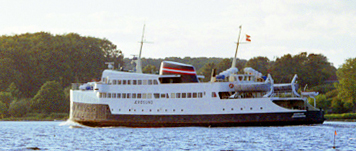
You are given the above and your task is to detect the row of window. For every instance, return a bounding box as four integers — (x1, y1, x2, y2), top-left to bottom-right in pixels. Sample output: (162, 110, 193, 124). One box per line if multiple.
(104, 78, 159, 85)
(124, 109, 184, 112)
(99, 92, 205, 99)
(112, 107, 264, 113)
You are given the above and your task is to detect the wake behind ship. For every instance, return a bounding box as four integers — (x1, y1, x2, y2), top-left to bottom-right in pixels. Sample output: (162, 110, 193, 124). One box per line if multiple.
(69, 26, 324, 127)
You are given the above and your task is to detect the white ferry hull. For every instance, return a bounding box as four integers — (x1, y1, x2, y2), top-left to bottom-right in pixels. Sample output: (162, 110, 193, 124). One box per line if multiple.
(70, 102, 324, 127)
(69, 91, 324, 127)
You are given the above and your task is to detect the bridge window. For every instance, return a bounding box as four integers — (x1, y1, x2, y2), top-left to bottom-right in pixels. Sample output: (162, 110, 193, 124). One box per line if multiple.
(138, 80, 142, 85)
(117, 93, 121, 98)
(171, 93, 175, 98)
(193, 93, 197, 98)
(182, 93, 187, 98)
(154, 93, 160, 99)
(176, 93, 181, 98)
(132, 93, 136, 98)
(147, 93, 152, 99)
(198, 92, 203, 98)
(113, 80, 117, 85)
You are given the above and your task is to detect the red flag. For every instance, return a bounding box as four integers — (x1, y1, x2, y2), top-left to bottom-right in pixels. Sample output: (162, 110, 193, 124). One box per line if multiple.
(335, 130, 337, 135)
(246, 34, 251, 42)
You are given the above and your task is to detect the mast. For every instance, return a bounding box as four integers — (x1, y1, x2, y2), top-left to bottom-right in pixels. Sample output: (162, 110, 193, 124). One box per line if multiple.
(136, 24, 145, 73)
(231, 25, 242, 68)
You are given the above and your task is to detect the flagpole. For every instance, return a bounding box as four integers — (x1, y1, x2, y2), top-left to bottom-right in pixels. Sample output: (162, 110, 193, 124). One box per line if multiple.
(232, 25, 242, 68)
(333, 130, 336, 149)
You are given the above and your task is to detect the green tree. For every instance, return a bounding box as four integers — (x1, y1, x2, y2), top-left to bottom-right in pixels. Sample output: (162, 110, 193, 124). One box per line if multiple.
(309, 94, 331, 111)
(143, 65, 157, 74)
(335, 58, 356, 112)
(31, 81, 66, 114)
(302, 54, 336, 88)
(0, 101, 7, 118)
(0, 92, 13, 109)
(6, 82, 22, 99)
(270, 52, 335, 88)
(0, 32, 120, 97)
(245, 56, 270, 75)
(8, 98, 31, 117)
(63, 86, 71, 105)
(216, 58, 232, 73)
(0, 58, 23, 92)
(198, 62, 216, 82)
(331, 97, 348, 113)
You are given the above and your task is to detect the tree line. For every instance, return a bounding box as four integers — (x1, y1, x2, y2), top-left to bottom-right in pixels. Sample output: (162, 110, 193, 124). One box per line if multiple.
(0, 32, 123, 118)
(0, 32, 355, 119)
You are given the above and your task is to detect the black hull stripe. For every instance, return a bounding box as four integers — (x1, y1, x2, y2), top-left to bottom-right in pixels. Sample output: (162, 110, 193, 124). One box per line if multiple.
(71, 102, 325, 127)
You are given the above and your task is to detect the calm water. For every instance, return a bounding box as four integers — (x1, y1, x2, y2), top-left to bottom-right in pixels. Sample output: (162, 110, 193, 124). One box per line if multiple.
(0, 121, 355, 150)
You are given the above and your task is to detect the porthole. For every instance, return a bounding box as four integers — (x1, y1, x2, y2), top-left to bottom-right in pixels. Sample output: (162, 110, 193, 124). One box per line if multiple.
(260, 107, 263, 110)
(142, 109, 144, 112)
(134, 109, 136, 112)
(250, 107, 253, 110)
(149, 109, 152, 112)
(173, 109, 176, 112)
(223, 108, 225, 111)
(165, 109, 168, 112)
(157, 109, 160, 112)
(240, 108, 243, 110)
(129, 109, 131, 111)
(181, 109, 184, 112)
(231, 108, 234, 111)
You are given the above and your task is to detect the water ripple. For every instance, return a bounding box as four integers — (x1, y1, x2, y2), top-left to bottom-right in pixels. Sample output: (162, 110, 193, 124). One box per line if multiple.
(0, 121, 355, 150)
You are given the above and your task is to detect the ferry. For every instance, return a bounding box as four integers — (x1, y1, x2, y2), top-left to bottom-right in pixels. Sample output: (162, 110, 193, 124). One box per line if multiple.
(69, 26, 324, 127)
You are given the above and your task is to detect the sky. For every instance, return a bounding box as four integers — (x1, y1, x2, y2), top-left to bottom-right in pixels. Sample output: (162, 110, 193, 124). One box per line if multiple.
(1, 0, 355, 68)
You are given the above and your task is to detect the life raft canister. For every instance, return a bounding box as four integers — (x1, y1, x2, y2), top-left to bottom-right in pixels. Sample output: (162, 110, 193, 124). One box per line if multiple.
(229, 83, 234, 88)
